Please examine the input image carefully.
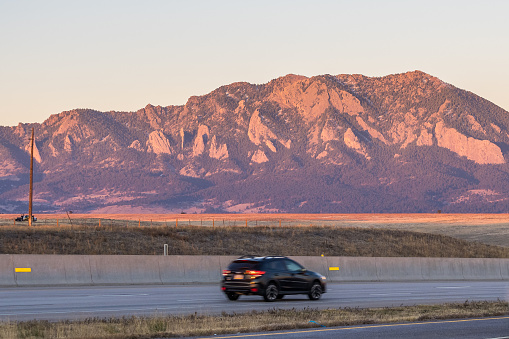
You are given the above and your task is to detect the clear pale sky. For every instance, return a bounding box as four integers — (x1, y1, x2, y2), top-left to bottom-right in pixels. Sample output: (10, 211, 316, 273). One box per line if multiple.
(1, 0, 508, 126)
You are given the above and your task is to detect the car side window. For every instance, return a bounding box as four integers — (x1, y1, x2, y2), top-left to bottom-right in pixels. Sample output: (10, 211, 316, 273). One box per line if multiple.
(284, 259, 303, 272)
(265, 260, 278, 270)
(275, 259, 287, 271)
(266, 259, 287, 271)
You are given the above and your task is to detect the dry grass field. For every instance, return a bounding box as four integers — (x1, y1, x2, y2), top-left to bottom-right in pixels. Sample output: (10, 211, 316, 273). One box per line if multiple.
(1, 301, 507, 339)
(1, 222, 509, 258)
(2, 213, 509, 247)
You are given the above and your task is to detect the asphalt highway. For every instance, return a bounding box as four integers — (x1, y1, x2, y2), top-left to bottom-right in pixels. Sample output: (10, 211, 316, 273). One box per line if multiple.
(0, 281, 507, 322)
(195, 317, 509, 339)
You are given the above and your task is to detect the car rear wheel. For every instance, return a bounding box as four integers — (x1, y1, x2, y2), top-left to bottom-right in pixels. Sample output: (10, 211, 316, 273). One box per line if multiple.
(308, 282, 322, 300)
(226, 292, 240, 301)
(264, 283, 279, 302)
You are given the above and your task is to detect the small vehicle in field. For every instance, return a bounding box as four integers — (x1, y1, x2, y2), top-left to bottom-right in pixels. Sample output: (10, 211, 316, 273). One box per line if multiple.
(221, 256, 326, 302)
(14, 214, 37, 222)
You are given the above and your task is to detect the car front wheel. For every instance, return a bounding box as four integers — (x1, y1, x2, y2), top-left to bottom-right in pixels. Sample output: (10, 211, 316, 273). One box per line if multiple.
(264, 283, 279, 302)
(308, 282, 322, 300)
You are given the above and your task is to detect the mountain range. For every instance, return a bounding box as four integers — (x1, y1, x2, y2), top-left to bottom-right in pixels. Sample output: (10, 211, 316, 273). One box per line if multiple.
(2, 70, 509, 213)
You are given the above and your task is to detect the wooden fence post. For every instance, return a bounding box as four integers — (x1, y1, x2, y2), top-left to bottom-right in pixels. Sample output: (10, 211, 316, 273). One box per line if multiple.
(99, 219, 101, 227)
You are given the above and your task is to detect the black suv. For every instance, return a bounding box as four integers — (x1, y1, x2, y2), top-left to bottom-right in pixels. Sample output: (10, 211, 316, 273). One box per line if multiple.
(221, 256, 326, 302)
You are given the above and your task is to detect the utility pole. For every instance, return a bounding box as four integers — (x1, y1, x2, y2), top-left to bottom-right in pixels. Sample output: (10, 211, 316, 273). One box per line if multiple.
(28, 128, 34, 227)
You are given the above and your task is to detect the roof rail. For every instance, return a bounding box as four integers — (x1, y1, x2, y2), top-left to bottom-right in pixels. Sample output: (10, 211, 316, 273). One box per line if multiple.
(237, 255, 260, 259)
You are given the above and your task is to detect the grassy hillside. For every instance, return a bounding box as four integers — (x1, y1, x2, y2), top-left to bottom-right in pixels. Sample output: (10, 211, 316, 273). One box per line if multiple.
(1, 224, 508, 258)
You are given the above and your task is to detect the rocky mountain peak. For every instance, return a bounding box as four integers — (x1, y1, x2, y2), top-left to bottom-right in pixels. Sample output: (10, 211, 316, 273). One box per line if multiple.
(1, 71, 509, 213)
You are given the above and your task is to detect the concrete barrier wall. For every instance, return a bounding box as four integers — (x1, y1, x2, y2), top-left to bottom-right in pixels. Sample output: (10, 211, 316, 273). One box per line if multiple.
(461, 258, 504, 280)
(90, 255, 163, 285)
(0, 254, 507, 287)
(12, 255, 85, 286)
(420, 258, 464, 281)
(324, 257, 379, 282)
(501, 259, 509, 280)
(0, 255, 15, 286)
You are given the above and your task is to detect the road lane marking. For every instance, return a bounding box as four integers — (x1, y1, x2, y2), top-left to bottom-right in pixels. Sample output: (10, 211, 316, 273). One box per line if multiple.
(328, 267, 339, 271)
(0, 306, 185, 316)
(436, 286, 470, 289)
(198, 316, 509, 338)
(15, 268, 31, 273)
(92, 294, 149, 297)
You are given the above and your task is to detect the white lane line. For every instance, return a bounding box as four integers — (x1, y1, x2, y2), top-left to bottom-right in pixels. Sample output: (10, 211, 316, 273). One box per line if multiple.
(0, 306, 186, 316)
(90, 294, 150, 297)
(435, 286, 470, 289)
(174, 298, 226, 303)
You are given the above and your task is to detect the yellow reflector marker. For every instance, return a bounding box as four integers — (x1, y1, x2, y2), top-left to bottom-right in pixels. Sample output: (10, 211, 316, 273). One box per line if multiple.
(15, 268, 31, 273)
(329, 267, 339, 271)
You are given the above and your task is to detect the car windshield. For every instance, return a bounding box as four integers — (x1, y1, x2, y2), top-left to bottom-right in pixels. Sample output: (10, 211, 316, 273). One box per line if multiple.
(228, 260, 260, 271)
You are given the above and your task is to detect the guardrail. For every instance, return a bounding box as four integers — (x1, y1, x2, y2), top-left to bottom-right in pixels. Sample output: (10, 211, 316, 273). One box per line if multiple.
(0, 255, 507, 286)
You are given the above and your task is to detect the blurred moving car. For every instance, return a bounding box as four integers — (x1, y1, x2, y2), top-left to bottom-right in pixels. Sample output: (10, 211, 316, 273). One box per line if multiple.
(14, 214, 37, 222)
(221, 256, 326, 302)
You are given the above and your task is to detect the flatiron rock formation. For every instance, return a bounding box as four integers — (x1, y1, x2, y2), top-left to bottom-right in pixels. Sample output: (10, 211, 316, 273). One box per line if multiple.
(2, 71, 509, 213)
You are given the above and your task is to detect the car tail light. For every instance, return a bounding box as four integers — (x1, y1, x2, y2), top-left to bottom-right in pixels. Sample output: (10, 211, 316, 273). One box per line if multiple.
(250, 287, 258, 292)
(245, 270, 265, 277)
(222, 270, 231, 276)
(221, 287, 226, 291)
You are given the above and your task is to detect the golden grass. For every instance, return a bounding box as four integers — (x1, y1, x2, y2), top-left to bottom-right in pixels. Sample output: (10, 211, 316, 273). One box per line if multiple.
(1, 224, 509, 257)
(4, 213, 509, 224)
(0, 301, 507, 339)
(3, 213, 509, 248)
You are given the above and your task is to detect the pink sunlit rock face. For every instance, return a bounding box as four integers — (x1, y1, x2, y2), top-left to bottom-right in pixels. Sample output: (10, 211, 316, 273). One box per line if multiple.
(1, 71, 509, 213)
